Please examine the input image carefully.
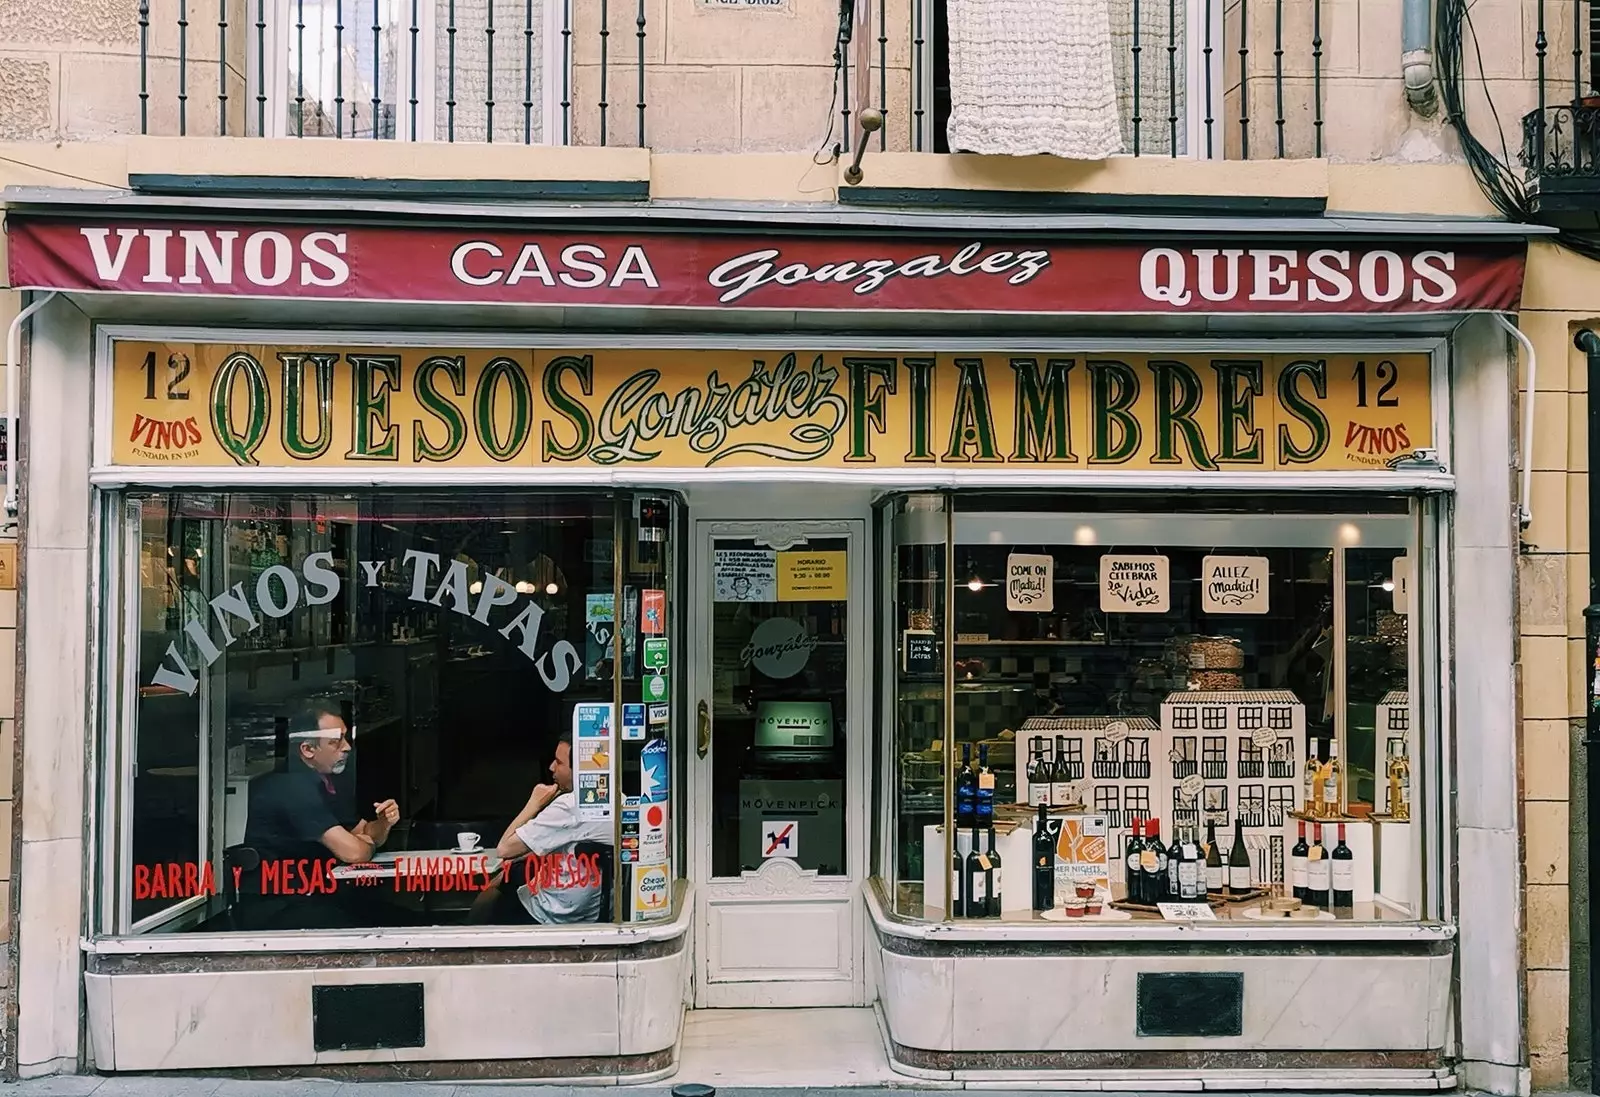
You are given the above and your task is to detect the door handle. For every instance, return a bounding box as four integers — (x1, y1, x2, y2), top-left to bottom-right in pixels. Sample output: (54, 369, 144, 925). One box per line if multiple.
(697, 700, 711, 759)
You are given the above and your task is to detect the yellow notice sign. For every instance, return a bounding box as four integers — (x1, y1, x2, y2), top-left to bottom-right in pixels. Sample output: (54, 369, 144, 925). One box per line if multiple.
(777, 551, 847, 601)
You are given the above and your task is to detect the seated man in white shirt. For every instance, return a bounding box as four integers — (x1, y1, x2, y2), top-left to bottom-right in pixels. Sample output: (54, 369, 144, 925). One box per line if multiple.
(470, 730, 615, 924)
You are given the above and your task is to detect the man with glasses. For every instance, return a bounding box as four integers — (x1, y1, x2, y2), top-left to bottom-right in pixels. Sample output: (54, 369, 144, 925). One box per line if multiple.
(237, 704, 401, 929)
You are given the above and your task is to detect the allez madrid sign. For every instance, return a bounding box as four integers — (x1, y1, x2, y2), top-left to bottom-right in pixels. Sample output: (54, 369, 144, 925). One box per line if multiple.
(7, 219, 1524, 313)
(108, 342, 1432, 471)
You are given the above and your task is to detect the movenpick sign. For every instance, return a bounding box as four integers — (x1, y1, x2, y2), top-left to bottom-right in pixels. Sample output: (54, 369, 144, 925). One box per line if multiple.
(5, 218, 1526, 314)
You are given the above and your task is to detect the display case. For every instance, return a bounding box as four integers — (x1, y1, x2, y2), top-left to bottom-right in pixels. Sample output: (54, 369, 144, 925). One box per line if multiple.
(876, 492, 1433, 926)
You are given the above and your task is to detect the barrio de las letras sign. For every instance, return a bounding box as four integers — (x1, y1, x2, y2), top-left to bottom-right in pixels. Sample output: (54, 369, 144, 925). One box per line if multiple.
(7, 219, 1524, 313)
(109, 342, 1431, 471)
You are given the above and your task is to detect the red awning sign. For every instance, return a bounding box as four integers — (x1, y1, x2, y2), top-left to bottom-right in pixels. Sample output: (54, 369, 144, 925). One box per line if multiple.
(4, 218, 1527, 314)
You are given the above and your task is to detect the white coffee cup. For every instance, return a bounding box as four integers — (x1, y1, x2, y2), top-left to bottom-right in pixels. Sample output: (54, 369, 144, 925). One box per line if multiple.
(456, 831, 481, 852)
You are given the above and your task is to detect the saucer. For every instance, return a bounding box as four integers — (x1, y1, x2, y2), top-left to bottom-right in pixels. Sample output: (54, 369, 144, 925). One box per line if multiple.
(453, 846, 482, 854)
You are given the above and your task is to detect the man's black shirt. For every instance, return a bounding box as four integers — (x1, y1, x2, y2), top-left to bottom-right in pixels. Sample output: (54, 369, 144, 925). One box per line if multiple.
(242, 765, 348, 889)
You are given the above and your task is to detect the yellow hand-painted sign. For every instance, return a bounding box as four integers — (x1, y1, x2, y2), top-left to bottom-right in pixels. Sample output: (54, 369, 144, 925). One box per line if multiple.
(108, 342, 1432, 472)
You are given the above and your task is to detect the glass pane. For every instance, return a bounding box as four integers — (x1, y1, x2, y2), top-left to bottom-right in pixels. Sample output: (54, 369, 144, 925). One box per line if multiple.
(890, 497, 946, 918)
(285, 0, 406, 138)
(709, 534, 849, 877)
(878, 495, 1422, 925)
(121, 491, 631, 933)
(1343, 548, 1410, 813)
(434, 0, 548, 142)
(131, 500, 206, 924)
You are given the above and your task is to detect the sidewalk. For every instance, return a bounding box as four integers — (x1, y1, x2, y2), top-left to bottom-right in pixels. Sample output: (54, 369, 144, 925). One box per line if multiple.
(0, 1086, 1484, 1097)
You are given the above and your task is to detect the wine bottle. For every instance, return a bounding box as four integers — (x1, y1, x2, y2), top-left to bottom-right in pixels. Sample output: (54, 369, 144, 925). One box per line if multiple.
(1290, 820, 1310, 901)
(976, 744, 995, 828)
(1302, 740, 1322, 817)
(1050, 735, 1072, 806)
(1227, 817, 1251, 895)
(964, 825, 987, 918)
(1177, 828, 1202, 900)
(1331, 823, 1354, 909)
(1027, 743, 1050, 807)
(1306, 823, 1331, 907)
(1322, 739, 1342, 818)
(1167, 821, 1183, 900)
(1143, 818, 1168, 904)
(1125, 818, 1145, 904)
(1032, 802, 1055, 912)
(986, 824, 1003, 917)
(1204, 819, 1224, 895)
(956, 743, 976, 829)
(952, 826, 966, 915)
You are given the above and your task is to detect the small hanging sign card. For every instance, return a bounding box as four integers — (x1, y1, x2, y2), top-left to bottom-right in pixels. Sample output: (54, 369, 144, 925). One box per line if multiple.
(1391, 556, 1410, 614)
(1201, 555, 1270, 614)
(1005, 553, 1054, 613)
(1099, 554, 1170, 613)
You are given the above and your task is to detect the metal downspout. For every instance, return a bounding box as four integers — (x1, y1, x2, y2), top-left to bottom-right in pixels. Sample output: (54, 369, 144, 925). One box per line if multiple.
(1573, 326, 1600, 1095)
(1404, 0, 1437, 113)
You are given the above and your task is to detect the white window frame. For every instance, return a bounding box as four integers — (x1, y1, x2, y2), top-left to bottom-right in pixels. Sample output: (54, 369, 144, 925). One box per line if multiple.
(249, 0, 564, 143)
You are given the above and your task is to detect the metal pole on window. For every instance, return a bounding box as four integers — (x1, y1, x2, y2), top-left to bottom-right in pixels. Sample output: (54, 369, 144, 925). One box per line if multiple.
(613, 492, 626, 925)
(942, 495, 954, 921)
(1331, 541, 1347, 808)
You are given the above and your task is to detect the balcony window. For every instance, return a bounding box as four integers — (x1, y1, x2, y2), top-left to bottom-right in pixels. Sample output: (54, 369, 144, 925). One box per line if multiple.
(252, 0, 562, 140)
(918, 0, 1322, 158)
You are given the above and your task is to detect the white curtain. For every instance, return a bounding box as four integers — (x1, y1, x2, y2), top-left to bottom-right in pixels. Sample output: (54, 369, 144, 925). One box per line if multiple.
(1110, 0, 1187, 155)
(945, 0, 1126, 160)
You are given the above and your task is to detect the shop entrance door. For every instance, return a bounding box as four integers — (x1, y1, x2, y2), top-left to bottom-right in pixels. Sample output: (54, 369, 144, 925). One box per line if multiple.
(689, 520, 868, 1008)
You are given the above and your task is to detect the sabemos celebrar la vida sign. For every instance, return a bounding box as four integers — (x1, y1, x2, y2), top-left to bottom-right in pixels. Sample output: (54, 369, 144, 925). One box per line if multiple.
(109, 342, 1432, 471)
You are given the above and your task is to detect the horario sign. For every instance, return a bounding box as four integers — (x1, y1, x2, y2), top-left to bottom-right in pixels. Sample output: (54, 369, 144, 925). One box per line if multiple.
(5, 218, 1526, 314)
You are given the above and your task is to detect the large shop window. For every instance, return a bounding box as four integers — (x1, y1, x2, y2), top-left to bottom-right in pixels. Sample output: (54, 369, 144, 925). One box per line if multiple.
(878, 493, 1439, 926)
(105, 490, 679, 936)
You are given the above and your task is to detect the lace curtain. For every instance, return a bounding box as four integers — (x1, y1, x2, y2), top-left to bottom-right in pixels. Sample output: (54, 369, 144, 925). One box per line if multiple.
(945, 0, 1187, 159)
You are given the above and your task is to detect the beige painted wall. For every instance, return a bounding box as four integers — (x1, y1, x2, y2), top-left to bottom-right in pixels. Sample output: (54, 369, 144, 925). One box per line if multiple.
(1513, 242, 1598, 1090)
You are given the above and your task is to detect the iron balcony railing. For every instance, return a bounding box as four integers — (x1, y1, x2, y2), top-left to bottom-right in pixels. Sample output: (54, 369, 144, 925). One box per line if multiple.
(1521, 0, 1600, 202)
(135, 0, 1328, 159)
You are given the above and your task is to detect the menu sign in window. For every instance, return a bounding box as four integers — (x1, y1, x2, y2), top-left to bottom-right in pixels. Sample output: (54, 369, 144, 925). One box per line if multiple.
(1200, 555, 1269, 614)
(1100, 554, 1170, 614)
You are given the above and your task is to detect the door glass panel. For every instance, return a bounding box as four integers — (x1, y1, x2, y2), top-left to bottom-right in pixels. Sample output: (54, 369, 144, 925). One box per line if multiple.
(709, 534, 849, 877)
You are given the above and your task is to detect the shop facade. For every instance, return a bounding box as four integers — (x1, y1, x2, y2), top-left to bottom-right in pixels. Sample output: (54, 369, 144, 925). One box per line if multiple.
(2, 207, 1532, 1087)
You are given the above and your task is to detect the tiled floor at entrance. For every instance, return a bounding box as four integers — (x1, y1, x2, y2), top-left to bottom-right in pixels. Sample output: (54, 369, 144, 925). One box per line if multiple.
(666, 1007, 900, 1087)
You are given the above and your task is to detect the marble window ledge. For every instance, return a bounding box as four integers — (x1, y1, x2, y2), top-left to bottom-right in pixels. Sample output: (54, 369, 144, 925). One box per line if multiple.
(866, 881, 1456, 945)
(82, 884, 692, 955)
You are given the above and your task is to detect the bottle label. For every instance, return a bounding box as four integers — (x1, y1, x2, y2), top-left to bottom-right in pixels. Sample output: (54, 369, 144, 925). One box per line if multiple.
(1177, 861, 1199, 889)
(979, 773, 995, 790)
(1139, 849, 1159, 872)
(1308, 861, 1331, 889)
(1228, 865, 1251, 890)
(1127, 851, 1141, 871)
(1206, 864, 1223, 889)
(1332, 861, 1354, 890)
(1030, 783, 1050, 806)
(1290, 854, 1308, 888)
(970, 876, 987, 903)
(1051, 782, 1071, 803)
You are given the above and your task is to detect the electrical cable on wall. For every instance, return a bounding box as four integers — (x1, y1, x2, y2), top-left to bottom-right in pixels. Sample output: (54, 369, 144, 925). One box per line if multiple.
(1436, 0, 1600, 261)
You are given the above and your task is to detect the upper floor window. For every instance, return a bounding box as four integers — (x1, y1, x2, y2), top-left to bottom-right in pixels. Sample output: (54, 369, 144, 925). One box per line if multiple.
(254, 0, 563, 141)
